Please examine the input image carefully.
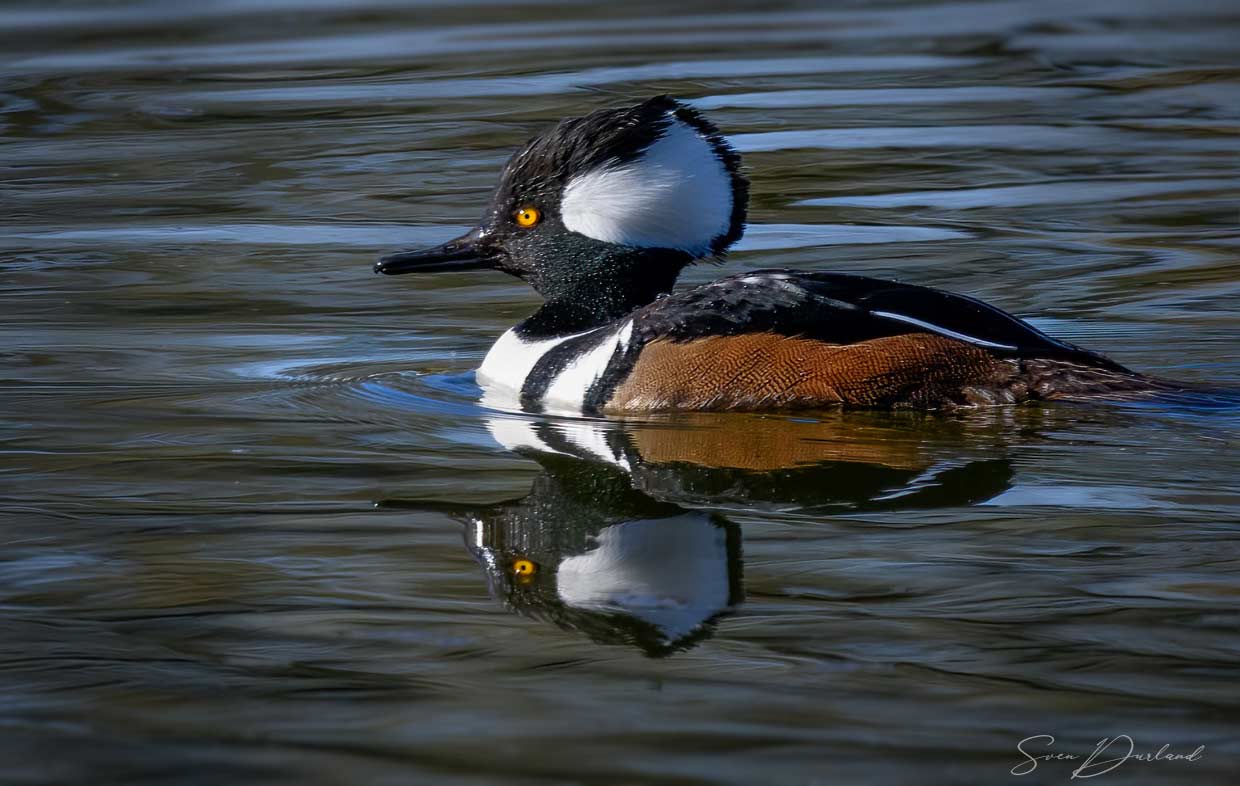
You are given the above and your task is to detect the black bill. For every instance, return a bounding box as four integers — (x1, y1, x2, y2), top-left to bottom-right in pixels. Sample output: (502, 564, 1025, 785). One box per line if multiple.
(375, 228, 492, 275)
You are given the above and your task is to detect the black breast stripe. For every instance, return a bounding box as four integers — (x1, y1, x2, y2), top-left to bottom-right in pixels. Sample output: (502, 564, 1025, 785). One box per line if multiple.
(520, 327, 623, 411)
(583, 338, 645, 413)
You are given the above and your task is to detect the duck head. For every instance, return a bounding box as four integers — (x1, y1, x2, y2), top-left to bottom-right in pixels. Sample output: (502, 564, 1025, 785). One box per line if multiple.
(376, 96, 748, 329)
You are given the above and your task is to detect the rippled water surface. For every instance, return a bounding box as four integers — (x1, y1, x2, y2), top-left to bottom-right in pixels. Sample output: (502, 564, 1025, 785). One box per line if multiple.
(3, 1, 1239, 784)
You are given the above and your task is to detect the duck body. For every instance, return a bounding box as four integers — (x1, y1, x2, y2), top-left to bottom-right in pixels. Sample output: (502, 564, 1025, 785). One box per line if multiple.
(477, 269, 1152, 415)
(377, 95, 1165, 414)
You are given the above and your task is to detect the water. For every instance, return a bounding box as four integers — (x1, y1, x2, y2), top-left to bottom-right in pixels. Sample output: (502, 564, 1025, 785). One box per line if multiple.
(2, 1, 1239, 783)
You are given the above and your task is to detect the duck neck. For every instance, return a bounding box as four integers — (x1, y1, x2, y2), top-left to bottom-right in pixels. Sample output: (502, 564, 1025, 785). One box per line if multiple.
(516, 249, 690, 339)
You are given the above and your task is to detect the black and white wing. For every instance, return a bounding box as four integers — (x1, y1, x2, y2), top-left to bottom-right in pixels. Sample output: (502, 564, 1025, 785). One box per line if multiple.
(630, 269, 1117, 362)
(582, 269, 1132, 412)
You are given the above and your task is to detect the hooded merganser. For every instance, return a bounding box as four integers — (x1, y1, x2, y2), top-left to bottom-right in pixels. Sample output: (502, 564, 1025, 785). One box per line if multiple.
(376, 95, 1162, 414)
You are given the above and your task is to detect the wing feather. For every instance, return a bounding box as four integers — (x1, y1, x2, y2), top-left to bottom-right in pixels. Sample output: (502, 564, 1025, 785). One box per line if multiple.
(583, 270, 1131, 412)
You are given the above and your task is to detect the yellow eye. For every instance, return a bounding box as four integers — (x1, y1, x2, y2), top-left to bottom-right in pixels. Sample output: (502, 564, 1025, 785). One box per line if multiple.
(512, 558, 537, 578)
(515, 207, 540, 228)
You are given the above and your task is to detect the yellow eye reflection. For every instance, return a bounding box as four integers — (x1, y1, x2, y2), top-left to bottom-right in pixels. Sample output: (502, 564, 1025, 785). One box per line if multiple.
(515, 206, 541, 228)
(512, 558, 538, 580)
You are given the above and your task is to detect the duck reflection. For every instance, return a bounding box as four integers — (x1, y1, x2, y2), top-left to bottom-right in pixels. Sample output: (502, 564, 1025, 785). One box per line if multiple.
(450, 412, 1017, 656)
(466, 454, 743, 657)
(487, 411, 1016, 512)
(385, 412, 1017, 656)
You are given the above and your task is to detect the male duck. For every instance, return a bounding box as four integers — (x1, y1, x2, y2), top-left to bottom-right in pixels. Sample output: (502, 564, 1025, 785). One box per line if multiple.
(377, 96, 1160, 414)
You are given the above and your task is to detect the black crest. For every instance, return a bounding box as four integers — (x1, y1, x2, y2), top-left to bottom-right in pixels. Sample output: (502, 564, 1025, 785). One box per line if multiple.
(493, 95, 749, 255)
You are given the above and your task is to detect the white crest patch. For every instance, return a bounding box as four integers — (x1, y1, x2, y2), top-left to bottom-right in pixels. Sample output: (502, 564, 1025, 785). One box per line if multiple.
(561, 115, 732, 256)
(555, 515, 731, 643)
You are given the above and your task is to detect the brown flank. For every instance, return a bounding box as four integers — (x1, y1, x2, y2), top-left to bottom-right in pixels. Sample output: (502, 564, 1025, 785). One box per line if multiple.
(603, 329, 1040, 412)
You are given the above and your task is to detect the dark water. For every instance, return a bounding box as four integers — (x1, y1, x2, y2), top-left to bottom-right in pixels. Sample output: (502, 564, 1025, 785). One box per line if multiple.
(3, 1, 1239, 784)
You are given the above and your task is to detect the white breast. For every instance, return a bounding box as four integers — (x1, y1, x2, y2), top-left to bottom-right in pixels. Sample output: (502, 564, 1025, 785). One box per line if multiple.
(541, 320, 633, 414)
(477, 327, 585, 411)
(484, 415, 632, 471)
(477, 322, 632, 415)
